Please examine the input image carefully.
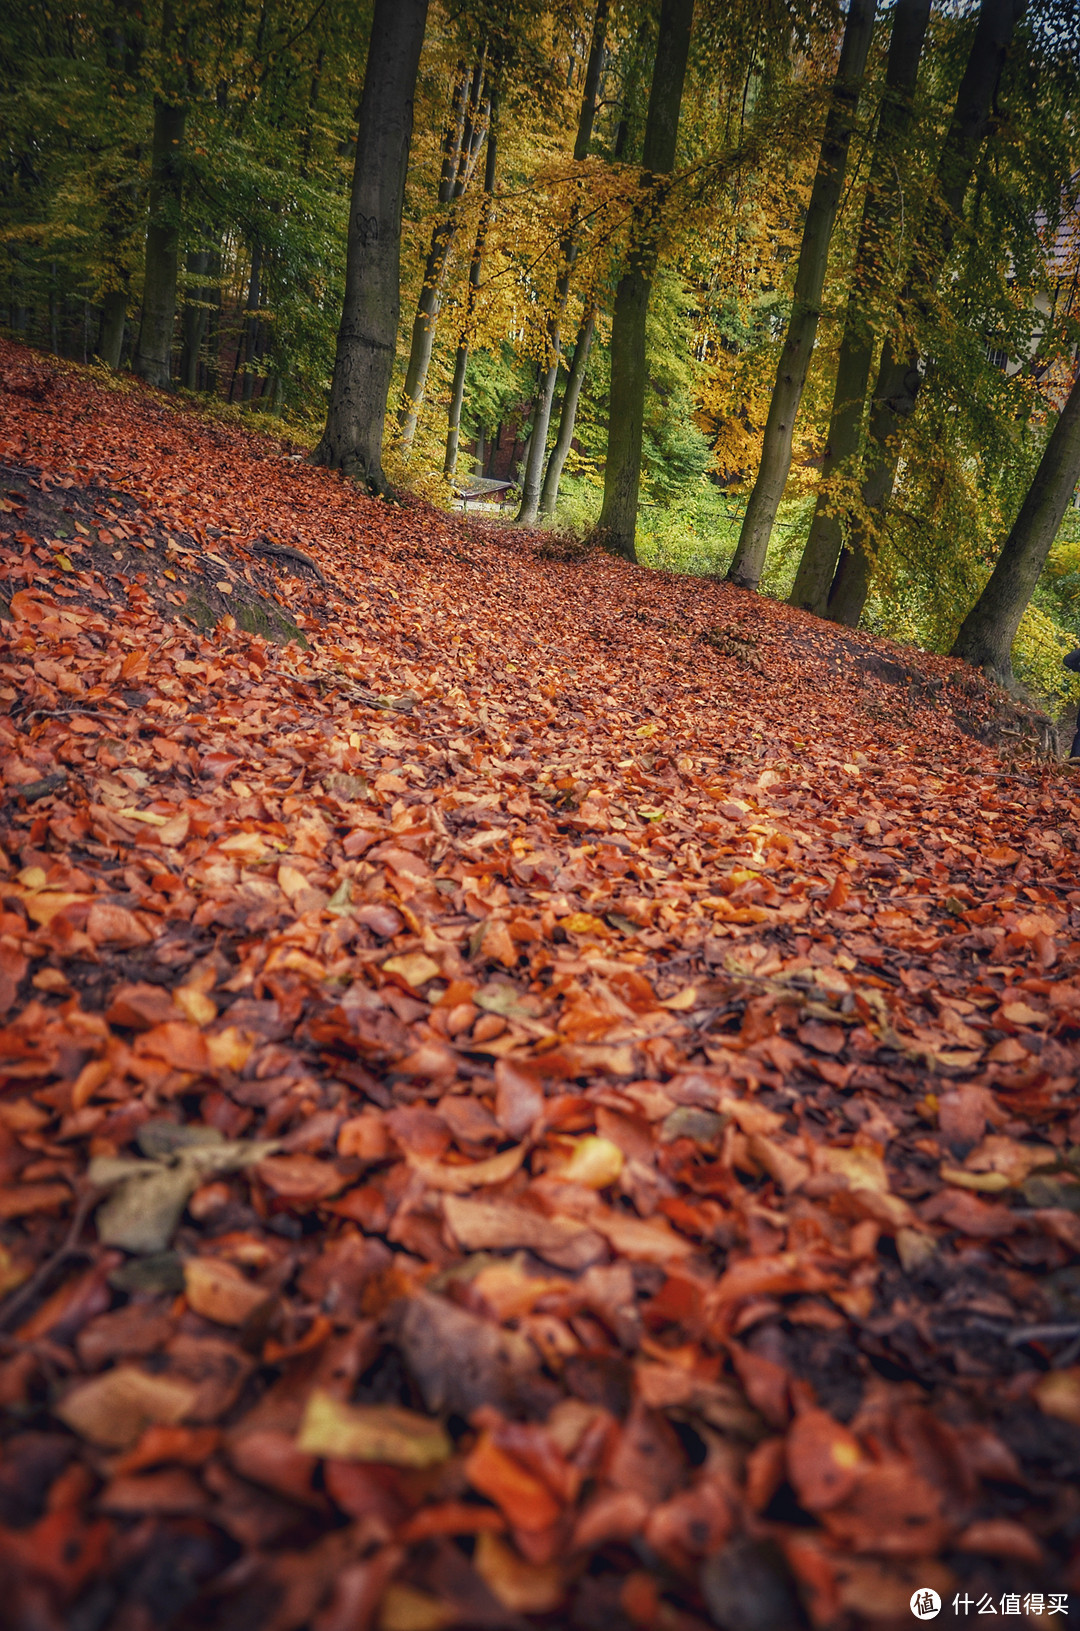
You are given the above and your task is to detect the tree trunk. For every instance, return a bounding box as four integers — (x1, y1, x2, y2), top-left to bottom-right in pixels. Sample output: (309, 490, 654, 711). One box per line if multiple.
(517, 0, 609, 523)
(313, 0, 429, 495)
(539, 305, 597, 517)
(826, 0, 1027, 626)
(132, 97, 186, 387)
(98, 289, 128, 370)
(179, 246, 212, 389)
(789, 0, 932, 615)
(474, 427, 485, 476)
(240, 243, 263, 405)
(726, 0, 877, 591)
(133, 0, 187, 389)
(951, 373, 1080, 683)
(445, 97, 498, 478)
(595, 0, 694, 563)
(399, 62, 484, 450)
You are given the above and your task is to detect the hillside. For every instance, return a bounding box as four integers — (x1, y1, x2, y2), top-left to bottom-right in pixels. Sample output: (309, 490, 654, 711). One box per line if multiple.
(1, 339, 1079, 1627)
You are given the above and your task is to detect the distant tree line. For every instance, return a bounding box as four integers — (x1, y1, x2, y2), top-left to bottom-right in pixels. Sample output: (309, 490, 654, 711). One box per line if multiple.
(2, 0, 1079, 689)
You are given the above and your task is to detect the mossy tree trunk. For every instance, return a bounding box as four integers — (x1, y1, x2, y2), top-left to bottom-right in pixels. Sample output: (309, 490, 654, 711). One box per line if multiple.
(595, 0, 694, 564)
(951, 372, 1080, 683)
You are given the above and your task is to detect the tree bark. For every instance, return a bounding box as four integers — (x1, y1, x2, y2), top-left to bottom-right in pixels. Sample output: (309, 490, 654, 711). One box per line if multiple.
(789, 0, 932, 615)
(595, 0, 694, 563)
(951, 372, 1080, 683)
(179, 246, 212, 390)
(445, 99, 498, 479)
(240, 242, 263, 405)
(98, 289, 128, 370)
(517, 0, 609, 523)
(726, 0, 878, 591)
(539, 304, 597, 516)
(313, 0, 429, 495)
(826, 0, 1027, 626)
(133, 0, 186, 388)
(132, 96, 186, 387)
(399, 61, 485, 450)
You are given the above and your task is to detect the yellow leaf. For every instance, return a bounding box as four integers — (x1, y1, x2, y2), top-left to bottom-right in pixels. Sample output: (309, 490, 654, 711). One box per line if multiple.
(383, 952, 442, 988)
(117, 807, 168, 827)
(474, 1532, 564, 1614)
(174, 988, 217, 1027)
(379, 1585, 455, 1631)
(940, 1167, 1011, 1193)
(204, 1027, 254, 1074)
(21, 890, 94, 926)
(17, 866, 47, 890)
(297, 1389, 451, 1467)
(548, 1135, 624, 1189)
(659, 985, 699, 1011)
(1034, 1368, 1080, 1428)
(635, 723, 659, 738)
(558, 913, 609, 939)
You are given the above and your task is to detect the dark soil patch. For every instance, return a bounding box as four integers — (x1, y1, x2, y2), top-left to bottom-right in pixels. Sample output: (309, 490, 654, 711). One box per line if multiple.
(0, 461, 313, 647)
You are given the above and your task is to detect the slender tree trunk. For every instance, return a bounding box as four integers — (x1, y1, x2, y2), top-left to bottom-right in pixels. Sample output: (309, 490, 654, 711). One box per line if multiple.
(445, 99, 498, 479)
(826, 0, 1028, 626)
(726, 0, 877, 591)
(179, 246, 211, 389)
(789, 0, 932, 615)
(399, 62, 484, 450)
(99, 289, 128, 369)
(951, 373, 1080, 683)
(517, 0, 609, 523)
(133, 1, 186, 388)
(240, 242, 262, 404)
(539, 304, 597, 516)
(595, 0, 694, 563)
(474, 427, 486, 475)
(313, 0, 429, 495)
(204, 245, 222, 392)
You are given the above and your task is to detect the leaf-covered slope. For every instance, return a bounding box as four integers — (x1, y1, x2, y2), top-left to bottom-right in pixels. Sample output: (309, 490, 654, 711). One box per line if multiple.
(1, 340, 1079, 1627)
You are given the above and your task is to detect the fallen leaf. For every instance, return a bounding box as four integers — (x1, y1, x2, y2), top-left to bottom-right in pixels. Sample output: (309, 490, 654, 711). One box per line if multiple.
(296, 1389, 451, 1467)
(56, 1367, 198, 1448)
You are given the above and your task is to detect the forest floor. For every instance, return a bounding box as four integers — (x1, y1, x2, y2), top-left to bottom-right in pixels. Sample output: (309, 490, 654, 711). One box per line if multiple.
(0, 337, 1079, 1630)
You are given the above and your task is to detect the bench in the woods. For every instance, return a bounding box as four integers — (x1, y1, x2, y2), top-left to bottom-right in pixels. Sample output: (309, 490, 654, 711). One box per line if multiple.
(452, 476, 519, 514)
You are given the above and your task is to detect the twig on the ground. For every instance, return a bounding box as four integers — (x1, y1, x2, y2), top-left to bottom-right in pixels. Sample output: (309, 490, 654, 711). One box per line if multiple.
(0, 1186, 98, 1332)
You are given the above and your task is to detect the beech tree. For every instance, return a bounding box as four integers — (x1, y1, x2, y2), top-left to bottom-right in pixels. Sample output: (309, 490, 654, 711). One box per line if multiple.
(445, 95, 499, 478)
(788, 0, 932, 616)
(399, 61, 488, 452)
(951, 370, 1080, 681)
(824, 0, 1029, 626)
(595, 0, 694, 563)
(516, 0, 608, 524)
(726, 0, 878, 592)
(132, 0, 187, 388)
(313, 0, 429, 494)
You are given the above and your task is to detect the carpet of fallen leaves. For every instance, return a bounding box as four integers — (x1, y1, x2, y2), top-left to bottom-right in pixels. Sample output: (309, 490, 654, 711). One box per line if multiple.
(1, 338, 1079, 1631)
